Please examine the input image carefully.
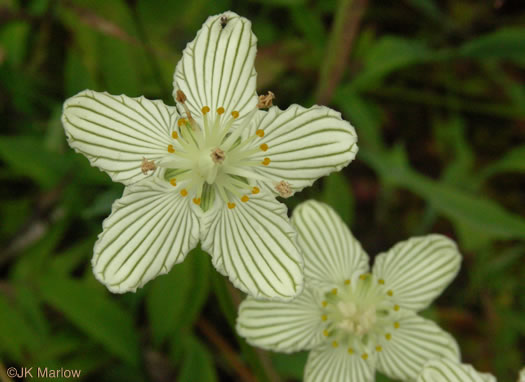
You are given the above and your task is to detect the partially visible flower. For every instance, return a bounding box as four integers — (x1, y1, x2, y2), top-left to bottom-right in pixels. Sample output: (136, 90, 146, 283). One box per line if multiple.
(519, 366, 525, 382)
(61, 12, 358, 300)
(417, 359, 496, 382)
(237, 200, 461, 381)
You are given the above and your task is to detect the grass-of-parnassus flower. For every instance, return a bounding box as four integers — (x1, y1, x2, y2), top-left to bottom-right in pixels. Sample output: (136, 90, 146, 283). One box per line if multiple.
(237, 200, 462, 381)
(417, 359, 496, 382)
(61, 12, 358, 300)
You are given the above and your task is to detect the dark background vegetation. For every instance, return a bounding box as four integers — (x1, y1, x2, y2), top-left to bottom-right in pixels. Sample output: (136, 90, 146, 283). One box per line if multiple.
(1, 0, 524, 381)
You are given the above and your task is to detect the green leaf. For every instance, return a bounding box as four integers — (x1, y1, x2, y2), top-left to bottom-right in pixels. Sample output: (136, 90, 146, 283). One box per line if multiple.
(480, 145, 525, 179)
(271, 352, 307, 379)
(146, 248, 210, 346)
(177, 336, 218, 382)
(459, 27, 525, 61)
(321, 172, 354, 225)
(38, 274, 141, 366)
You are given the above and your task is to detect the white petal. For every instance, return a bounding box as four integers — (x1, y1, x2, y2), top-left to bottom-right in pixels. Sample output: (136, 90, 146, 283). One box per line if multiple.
(201, 192, 303, 301)
(376, 313, 460, 381)
(291, 200, 369, 287)
(62, 90, 177, 185)
(417, 359, 497, 382)
(249, 104, 358, 194)
(372, 235, 461, 311)
(92, 177, 200, 293)
(304, 345, 374, 382)
(173, 11, 257, 122)
(236, 287, 324, 353)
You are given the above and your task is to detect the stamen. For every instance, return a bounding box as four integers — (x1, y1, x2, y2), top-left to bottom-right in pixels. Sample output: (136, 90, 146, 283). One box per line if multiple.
(331, 288, 338, 295)
(231, 111, 239, 119)
(393, 305, 400, 311)
(344, 279, 351, 285)
(180, 189, 188, 197)
(169, 178, 177, 186)
(378, 279, 385, 285)
(211, 148, 226, 164)
(251, 186, 260, 194)
(387, 290, 393, 296)
(255, 129, 265, 137)
(261, 157, 271, 166)
(385, 333, 392, 340)
(257, 91, 275, 109)
(175, 90, 187, 103)
(260, 143, 268, 151)
(172, 131, 179, 139)
(241, 195, 249, 203)
(323, 329, 329, 337)
(141, 158, 157, 175)
(275, 180, 292, 198)
(217, 107, 225, 115)
(227, 202, 236, 209)
(201, 106, 210, 114)
(347, 348, 354, 355)
(168, 144, 175, 153)
(176, 90, 195, 126)
(193, 197, 201, 205)
(322, 301, 327, 307)
(394, 322, 400, 329)
(376, 346, 382, 352)
(361, 353, 368, 360)
(360, 273, 370, 280)
(332, 341, 338, 348)
(321, 314, 327, 321)
(178, 118, 187, 127)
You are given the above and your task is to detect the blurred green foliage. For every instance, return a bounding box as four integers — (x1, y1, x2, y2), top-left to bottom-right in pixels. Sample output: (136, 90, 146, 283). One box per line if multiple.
(1, 0, 524, 381)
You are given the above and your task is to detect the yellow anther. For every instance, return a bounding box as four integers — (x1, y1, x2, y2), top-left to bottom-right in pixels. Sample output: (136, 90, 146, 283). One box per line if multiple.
(176, 90, 187, 103)
(261, 157, 271, 166)
(387, 290, 393, 296)
(322, 300, 327, 307)
(332, 341, 338, 348)
(260, 143, 268, 151)
(385, 333, 392, 340)
(321, 315, 327, 321)
(378, 279, 385, 285)
(171, 131, 179, 139)
(394, 322, 400, 329)
(193, 197, 201, 205)
(201, 106, 210, 114)
(231, 110, 239, 119)
(256, 129, 265, 137)
(241, 195, 249, 203)
(251, 186, 260, 194)
(227, 202, 236, 209)
(394, 304, 400, 311)
(331, 288, 338, 295)
(180, 189, 188, 197)
(169, 178, 177, 186)
(359, 273, 369, 280)
(344, 279, 350, 285)
(217, 107, 225, 115)
(177, 118, 187, 127)
(347, 348, 354, 355)
(361, 353, 368, 360)
(323, 329, 329, 337)
(168, 144, 175, 153)
(376, 345, 382, 352)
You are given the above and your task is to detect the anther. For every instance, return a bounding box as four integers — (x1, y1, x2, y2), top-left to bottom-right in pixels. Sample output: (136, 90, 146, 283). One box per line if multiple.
(275, 180, 292, 198)
(376, 346, 382, 352)
(394, 322, 400, 329)
(331, 288, 338, 295)
(261, 157, 271, 166)
(378, 279, 385, 285)
(227, 202, 236, 209)
(359, 273, 369, 280)
(231, 111, 239, 119)
(251, 186, 260, 194)
(180, 189, 188, 197)
(361, 353, 369, 360)
(321, 314, 327, 321)
(217, 107, 225, 115)
(385, 333, 392, 340)
(323, 329, 329, 337)
(387, 290, 393, 296)
(394, 305, 400, 311)
(168, 144, 175, 153)
(257, 91, 275, 109)
(347, 348, 354, 355)
(344, 279, 351, 285)
(202, 106, 210, 114)
(322, 301, 327, 307)
(175, 90, 187, 103)
(332, 341, 338, 348)
(193, 197, 201, 205)
(241, 195, 249, 203)
(175, 90, 195, 124)
(178, 118, 187, 127)
(256, 129, 265, 138)
(169, 178, 177, 186)
(260, 143, 268, 151)
(141, 158, 157, 175)
(172, 131, 179, 139)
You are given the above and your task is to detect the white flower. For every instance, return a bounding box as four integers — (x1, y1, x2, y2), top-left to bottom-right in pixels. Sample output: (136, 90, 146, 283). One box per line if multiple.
(417, 359, 496, 382)
(61, 12, 358, 300)
(236, 200, 462, 381)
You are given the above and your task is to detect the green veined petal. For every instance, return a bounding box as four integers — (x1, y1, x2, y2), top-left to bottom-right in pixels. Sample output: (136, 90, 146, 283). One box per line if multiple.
(417, 359, 496, 382)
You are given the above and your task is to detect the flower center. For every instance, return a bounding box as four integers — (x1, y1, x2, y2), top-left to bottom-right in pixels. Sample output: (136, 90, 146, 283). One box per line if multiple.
(320, 274, 401, 360)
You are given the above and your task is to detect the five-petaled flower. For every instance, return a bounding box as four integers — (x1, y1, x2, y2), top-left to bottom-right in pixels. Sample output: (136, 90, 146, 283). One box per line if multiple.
(416, 359, 496, 382)
(61, 12, 358, 300)
(237, 201, 462, 381)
